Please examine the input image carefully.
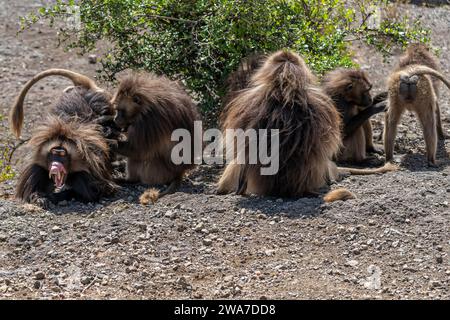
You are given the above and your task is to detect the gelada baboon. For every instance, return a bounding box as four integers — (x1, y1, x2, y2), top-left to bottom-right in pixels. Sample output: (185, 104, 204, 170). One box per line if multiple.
(218, 50, 396, 202)
(322, 68, 387, 163)
(385, 45, 450, 165)
(111, 72, 200, 204)
(398, 43, 447, 139)
(9, 69, 118, 206)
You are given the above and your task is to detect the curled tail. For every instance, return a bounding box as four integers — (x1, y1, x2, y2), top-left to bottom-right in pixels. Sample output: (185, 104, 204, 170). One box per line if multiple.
(9, 68, 101, 138)
(139, 177, 181, 205)
(338, 162, 398, 175)
(402, 65, 450, 90)
(323, 188, 356, 203)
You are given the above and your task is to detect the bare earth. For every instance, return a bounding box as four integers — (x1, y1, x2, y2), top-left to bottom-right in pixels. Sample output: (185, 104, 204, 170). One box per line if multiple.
(0, 1, 448, 299)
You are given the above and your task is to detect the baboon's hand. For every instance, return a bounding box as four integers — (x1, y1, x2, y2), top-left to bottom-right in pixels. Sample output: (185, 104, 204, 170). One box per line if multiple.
(29, 193, 50, 209)
(94, 115, 115, 124)
(371, 100, 388, 114)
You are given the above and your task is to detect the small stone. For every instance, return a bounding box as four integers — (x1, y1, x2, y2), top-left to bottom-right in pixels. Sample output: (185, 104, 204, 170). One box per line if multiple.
(107, 236, 120, 244)
(203, 238, 213, 246)
(58, 200, 68, 206)
(429, 281, 441, 289)
(368, 219, 376, 226)
(0, 234, 7, 242)
(34, 271, 45, 280)
(133, 283, 145, 290)
(52, 226, 62, 233)
(193, 292, 203, 299)
(194, 222, 204, 232)
(165, 210, 176, 219)
(176, 224, 187, 232)
(346, 260, 359, 267)
(88, 54, 97, 64)
(276, 198, 283, 203)
(33, 281, 41, 289)
(80, 276, 92, 285)
(436, 255, 443, 264)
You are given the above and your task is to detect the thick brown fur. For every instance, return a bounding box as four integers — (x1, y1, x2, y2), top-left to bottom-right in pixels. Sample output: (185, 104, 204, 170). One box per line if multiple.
(385, 53, 450, 165)
(112, 72, 200, 202)
(323, 188, 356, 203)
(218, 50, 398, 201)
(10, 69, 118, 205)
(322, 68, 382, 163)
(218, 50, 343, 198)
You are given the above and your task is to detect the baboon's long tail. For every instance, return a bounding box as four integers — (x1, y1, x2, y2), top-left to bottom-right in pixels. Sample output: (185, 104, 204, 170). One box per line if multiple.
(139, 177, 182, 205)
(402, 65, 450, 91)
(10, 69, 101, 138)
(338, 162, 398, 175)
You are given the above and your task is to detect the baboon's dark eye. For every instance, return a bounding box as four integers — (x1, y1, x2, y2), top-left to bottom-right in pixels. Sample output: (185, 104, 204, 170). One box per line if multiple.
(133, 95, 142, 105)
(346, 83, 353, 91)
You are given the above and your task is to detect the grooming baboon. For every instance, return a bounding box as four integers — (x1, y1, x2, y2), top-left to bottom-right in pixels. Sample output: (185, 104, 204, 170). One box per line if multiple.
(9, 69, 118, 206)
(218, 50, 396, 202)
(220, 54, 266, 122)
(385, 63, 450, 165)
(111, 72, 200, 203)
(322, 68, 387, 163)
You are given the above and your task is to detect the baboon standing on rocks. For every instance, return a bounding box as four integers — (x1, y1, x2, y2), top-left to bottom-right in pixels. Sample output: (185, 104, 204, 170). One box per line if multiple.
(384, 44, 450, 165)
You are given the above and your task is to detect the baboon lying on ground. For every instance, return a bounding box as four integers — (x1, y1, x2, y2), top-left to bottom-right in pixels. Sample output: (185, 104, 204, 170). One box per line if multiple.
(9, 69, 119, 207)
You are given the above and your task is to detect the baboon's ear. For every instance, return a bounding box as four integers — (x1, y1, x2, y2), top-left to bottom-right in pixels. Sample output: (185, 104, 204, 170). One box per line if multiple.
(132, 95, 142, 105)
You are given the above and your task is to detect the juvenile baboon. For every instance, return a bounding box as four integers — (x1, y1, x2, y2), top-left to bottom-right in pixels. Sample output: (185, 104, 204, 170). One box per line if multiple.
(385, 63, 450, 165)
(322, 68, 387, 163)
(9, 69, 118, 206)
(398, 43, 447, 139)
(218, 50, 396, 202)
(111, 72, 200, 203)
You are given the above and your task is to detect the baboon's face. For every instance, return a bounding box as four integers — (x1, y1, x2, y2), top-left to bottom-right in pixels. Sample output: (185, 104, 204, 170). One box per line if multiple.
(46, 146, 70, 190)
(344, 77, 373, 108)
(113, 94, 142, 130)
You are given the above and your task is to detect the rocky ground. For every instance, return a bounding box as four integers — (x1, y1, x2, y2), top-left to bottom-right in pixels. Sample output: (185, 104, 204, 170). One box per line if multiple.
(0, 1, 448, 299)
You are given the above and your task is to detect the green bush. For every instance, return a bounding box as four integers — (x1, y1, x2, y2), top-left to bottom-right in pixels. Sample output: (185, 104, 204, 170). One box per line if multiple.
(21, 0, 429, 124)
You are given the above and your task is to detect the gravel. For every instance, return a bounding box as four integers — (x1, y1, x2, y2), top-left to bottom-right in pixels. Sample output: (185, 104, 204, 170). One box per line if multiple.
(0, 1, 449, 299)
